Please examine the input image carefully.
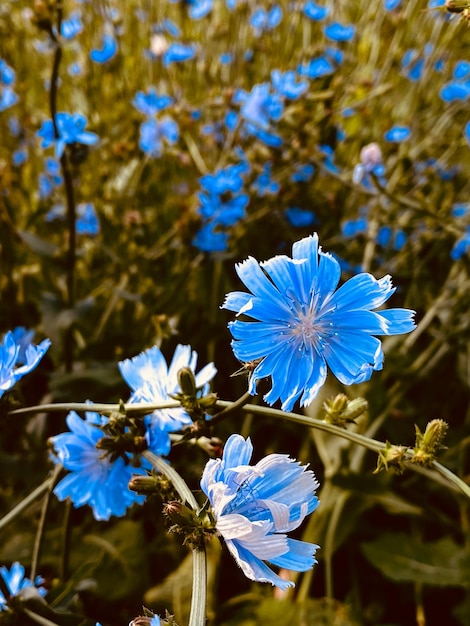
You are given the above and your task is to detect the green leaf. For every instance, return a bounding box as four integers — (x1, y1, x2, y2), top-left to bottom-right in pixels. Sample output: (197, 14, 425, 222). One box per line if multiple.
(361, 533, 470, 587)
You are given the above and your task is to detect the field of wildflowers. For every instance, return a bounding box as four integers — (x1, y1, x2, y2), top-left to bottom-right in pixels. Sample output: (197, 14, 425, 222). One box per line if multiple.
(1, 0, 470, 624)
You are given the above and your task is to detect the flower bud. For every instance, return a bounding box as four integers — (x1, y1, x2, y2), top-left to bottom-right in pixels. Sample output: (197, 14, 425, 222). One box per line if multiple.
(411, 419, 448, 466)
(177, 366, 197, 397)
(323, 394, 367, 427)
(374, 441, 408, 474)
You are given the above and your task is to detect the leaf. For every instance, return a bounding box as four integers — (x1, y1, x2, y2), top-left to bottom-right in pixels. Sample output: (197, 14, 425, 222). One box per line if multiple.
(361, 533, 470, 587)
(18, 230, 59, 257)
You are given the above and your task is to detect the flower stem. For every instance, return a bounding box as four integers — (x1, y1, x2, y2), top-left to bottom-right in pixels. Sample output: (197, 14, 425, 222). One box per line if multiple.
(142, 451, 206, 626)
(0, 468, 62, 533)
(31, 464, 63, 581)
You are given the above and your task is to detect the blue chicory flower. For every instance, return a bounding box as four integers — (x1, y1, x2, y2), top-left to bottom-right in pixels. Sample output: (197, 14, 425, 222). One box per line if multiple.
(235, 83, 284, 147)
(0, 562, 46, 610)
(285, 207, 316, 227)
(303, 1, 329, 21)
(251, 163, 280, 197)
(383, 125, 410, 142)
(323, 22, 355, 42)
(271, 70, 308, 100)
(162, 42, 196, 66)
(37, 112, 98, 158)
(192, 223, 229, 253)
(76, 202, 99, 235)
(201, 434, 320, 590)
(298, 56, 335, 79)
(133, 87, 173, 117)
(138, 117, 179, 157)
(291, 163, 315, 182)
(90, 33, 118, 63)
(222, 234, 416, 411)
(0, 330, 51, 399)
(384, 0, 402, 9)
(60, 11, 83, 39)
(250, 6, 283, 36)
(188, 0, 213, 19)
(119, 344, 217, 447)
(50, 410, 148, 520)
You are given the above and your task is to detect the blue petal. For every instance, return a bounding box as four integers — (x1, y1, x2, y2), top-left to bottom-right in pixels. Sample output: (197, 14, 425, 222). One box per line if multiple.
(268, 538, 318, 570)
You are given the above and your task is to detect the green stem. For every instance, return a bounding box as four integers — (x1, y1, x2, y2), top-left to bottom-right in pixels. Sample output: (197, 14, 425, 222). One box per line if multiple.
(31, 464, 63, 581)
(432, 460, 470, 499)
(9, 401, 181, 416)
(23, 608, 61, 626)
(142, 451, 206, 626)
(0, 470, 61, 533)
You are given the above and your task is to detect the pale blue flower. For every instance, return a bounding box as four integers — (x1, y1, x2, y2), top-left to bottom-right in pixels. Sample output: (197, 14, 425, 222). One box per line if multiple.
(201, 434, 319, 590)
(0, 330, 51, 399)
(138, 117, 179, 157)
(51, 410, 148, 521)
(222, 234, 416, 411)
(303, 1, 329, 21)
(0, 562, 46, 610)
(162, 43, 196, 65)
(271, 70, 308, 100)
(60, 11, 83, 39)
(323, 22, 355, 42)
(298, 56, 334, 79)
(383, 125, 410, 142)
(133, 87, 173, 117)
(119, 344, 217, 444)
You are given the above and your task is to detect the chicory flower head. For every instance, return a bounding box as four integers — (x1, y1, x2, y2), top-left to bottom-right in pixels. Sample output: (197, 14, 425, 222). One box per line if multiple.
(37, 112, 98, 159)
(222, 234, 416, 411)
(0, 562, 46, 610)
(50, 410, 147, 521)
(119, 344, 217, 448)
(201, 434, 320, 590)
(0, 330, 51, 399)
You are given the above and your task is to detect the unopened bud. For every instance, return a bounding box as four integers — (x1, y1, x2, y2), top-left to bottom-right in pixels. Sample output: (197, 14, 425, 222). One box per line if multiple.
(177, 367, 197, 397)
(375, 441, 408, 474)
(323, 394, 367, 427)
(411, 419, 448, 467)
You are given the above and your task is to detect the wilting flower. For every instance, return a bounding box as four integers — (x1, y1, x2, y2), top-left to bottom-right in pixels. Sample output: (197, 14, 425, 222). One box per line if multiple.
(0, 562, 46, 610)
(0, 330, 51, 399)
(50, 410, 147, 521)
(201, 434, 319, 590)
(119, 344, 217, 450)
(222, 234, 416, 411)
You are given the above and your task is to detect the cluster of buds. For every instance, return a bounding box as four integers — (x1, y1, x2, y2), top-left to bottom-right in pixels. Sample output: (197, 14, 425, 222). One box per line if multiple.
(128, 472, 178, 500)
(163, 499, 216, 550)
(95, 401, 148, 464)
(322, 394, 368, 428)
(375, 419, 448, 473)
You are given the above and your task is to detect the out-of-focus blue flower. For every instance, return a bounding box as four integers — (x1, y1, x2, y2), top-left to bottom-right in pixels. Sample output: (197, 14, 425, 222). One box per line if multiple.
(201, 434, 320, 590)
(234, 83, 284, 147)
(323, 22, 355, 42)
(271, 69, 308, 99)
(222, 234, 416, 411)
(384, 0, 402, 9)
(119, 344, 217, 448)
(194, 163, 249, 252)
(303, 1, 329, 21)
(451, 228, 470, 260)
(187, 0, 213, 19)
(37, 112, 98, 158)
(60, 11, 83, 39)
(0, 86, 18, 112)
(162, 42, 196, 65)
(252, 163, 280, 197)
(383, 125, 410, 142)
(285, 207, 316, 227)
(39, 157, 63, 199)
(298, 56, 335, 79)
(291, 163, 315, 182)
(12, 147, 28, 166)
(192, 224, 228, 253)
(376, 226, 406, 250)
(440, 81, 470, 102)
(0, 60, 15, 85)
(319, 144, 340, 173)
(51, 410, 147, 521)
(0, 562, 46, 610)
(250, 6, 282, 36)
(452, 203, 470, 218)
(76, 202, 99, 235)
(454, 60, 470, 80)
(401, 49, 425, 82)
(8, 116, 20, 136)
(0, 330, 51, 399)
(138, 117, 179, 157)
(90, 32, 118, 63)
(342, 215, 368, 238)
(133, 87, 173, 117)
